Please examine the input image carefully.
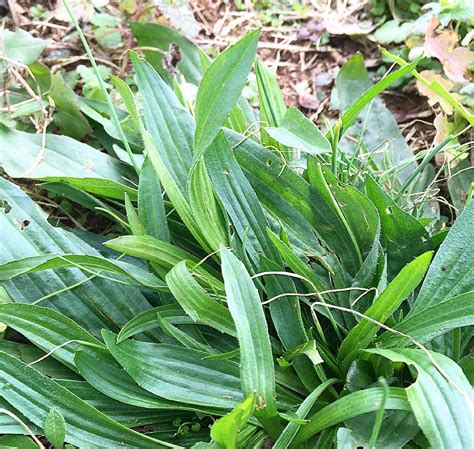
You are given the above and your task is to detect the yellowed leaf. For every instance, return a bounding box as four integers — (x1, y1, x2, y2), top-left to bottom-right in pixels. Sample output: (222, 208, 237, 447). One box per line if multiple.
(416, 70, 463, 115)
(424, 16, 474, 84)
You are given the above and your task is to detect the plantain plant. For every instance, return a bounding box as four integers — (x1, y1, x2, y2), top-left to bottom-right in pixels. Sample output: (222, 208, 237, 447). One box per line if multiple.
(0, 18, 472, 449)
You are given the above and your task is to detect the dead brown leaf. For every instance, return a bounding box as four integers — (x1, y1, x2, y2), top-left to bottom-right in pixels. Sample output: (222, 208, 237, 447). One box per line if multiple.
(424, 16, 474, 84)
(416, 70, 463, 115)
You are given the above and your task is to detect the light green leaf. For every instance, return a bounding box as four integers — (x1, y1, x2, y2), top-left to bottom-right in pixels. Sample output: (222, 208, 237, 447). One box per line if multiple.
(265, 108, 331, 155)
(290, 388, 410, 448)
(166, 261, 236, 337)
(104, 235, 222, 287)
(366, 348, 474, 449)
(0, 254, 167, 291)
(221, 247, 281, 436)
(210, 396, 255, 449)
(0, 128, 136, 200)
(188, 160, 229, 251)
(1, 28, 51, 65)
(338, 252, 433, 366)
(138, 157, 170, 242)
(377, 292, 474, 348)
(205, 131, 278, 266)
(194, 30, 260, 159)
(117, 304, 193, 343)
(44, 409, 65, 449)
(132, 52, 194, 195)
(50, 72, 91, 140)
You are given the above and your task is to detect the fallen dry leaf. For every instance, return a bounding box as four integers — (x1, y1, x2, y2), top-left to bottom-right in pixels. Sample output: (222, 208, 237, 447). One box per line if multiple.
(416, 70, 463, 115)
(293, 81, 319, 110)
(424, 16, 474, 84)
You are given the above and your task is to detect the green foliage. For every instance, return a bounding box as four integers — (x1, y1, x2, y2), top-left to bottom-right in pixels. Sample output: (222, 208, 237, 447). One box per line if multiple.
(0, 20, 472, 449)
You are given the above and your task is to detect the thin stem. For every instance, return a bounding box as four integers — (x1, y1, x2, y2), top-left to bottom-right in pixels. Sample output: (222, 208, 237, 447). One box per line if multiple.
(63, 0, 140, 174)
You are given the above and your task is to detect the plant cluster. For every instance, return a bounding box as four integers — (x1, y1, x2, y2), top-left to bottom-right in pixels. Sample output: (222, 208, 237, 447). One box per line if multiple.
(0, 7, 472, 449)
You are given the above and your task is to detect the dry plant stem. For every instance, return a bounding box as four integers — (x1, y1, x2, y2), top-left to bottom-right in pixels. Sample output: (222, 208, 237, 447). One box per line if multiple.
(7, 65, 51, 177)
(0, 409, 45, 448)
(63, 0, 140, 175)
(263, 287, 473, 409)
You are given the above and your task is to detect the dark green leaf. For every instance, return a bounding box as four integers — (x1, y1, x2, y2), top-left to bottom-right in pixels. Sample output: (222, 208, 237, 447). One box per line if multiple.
(0, 352, 177, 448)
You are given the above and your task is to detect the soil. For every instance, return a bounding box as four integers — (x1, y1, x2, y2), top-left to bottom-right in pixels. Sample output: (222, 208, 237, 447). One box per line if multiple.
(1, 0, 438, 230)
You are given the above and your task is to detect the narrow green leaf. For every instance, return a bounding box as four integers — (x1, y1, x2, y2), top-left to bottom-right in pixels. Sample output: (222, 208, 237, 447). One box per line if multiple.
(194, 30, 260, 159)
(166, 261, 236, 337)
(0, 303, 101, 369)
(132, 52, 194, 195)
(103, 330, 244, 409)
(104, 235, 221, 286)
(290, 388, 410, 448)
(255, 60, 286, 128)
(117, 304, 194, 343)
(377, 292, 474, 348)
(0, 254, 168, 291)
(274, 379, 339, 449)
(338, 252, 433, 365)
(204, 131, 278, 266)
(366, 348, 474, 449)
(188, 160, 229, 251)
(0, 352, 177, 448)
(339, 56, 421, 135)
(261, 257, 319, 391)
(124, 193, 147, 235)
(221, 247, 281, 436)
(139, 157, 170, 242)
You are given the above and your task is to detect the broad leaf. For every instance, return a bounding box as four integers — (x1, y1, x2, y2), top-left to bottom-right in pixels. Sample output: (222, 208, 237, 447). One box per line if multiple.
(0, 179, 155, 336)
(411, 200, 474, 315)
(0, 128, 136, 200)
(1, 28, 50, 65)
(365, 176, 432, 279)
(265, 107, 331, 155)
